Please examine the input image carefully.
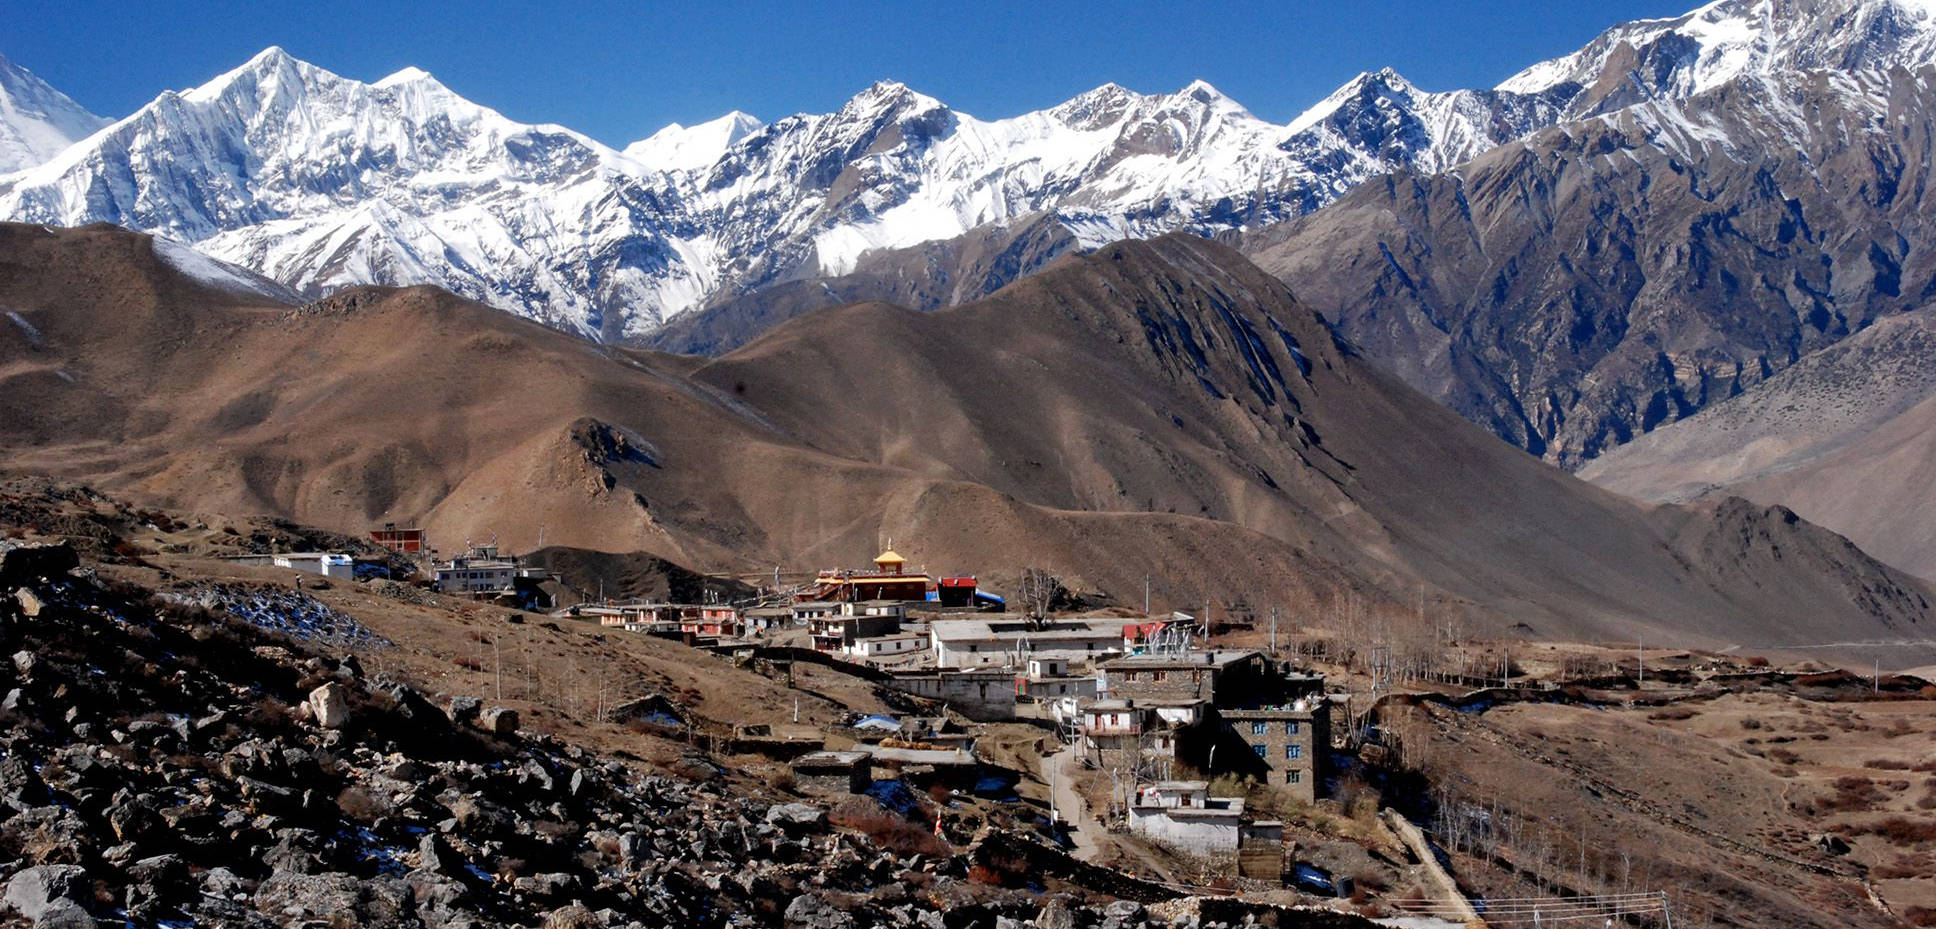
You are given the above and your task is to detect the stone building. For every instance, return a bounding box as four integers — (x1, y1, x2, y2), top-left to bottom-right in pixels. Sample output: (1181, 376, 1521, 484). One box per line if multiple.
(1220, 696, 1330, 803)
(1098, 650, 1269, 704)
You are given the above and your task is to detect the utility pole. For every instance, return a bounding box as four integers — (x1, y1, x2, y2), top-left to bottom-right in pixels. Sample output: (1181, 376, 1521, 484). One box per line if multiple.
(1048, 751, 1058, 825)
(1875, 658, 1881, 694)
(1270, 606, 1279, 654)
(1144, 574, 1151, 615)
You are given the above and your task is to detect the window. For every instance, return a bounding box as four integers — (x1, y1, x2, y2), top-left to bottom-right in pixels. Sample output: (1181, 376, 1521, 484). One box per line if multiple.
(1253, 744, 1267, 758)
(1285, 721, 1300, 735)
(1286, 770, 1301, 784)
(1285, 744, 1302, 760)
(1250, 721, 1268, 735)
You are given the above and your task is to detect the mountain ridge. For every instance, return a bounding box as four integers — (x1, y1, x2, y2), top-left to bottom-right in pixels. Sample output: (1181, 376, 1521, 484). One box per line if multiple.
(1245, 62, 1936, 464)
(3, 221, 1929, 667)
(0, 51, 108, 174)
(11, 0, 1933, 342)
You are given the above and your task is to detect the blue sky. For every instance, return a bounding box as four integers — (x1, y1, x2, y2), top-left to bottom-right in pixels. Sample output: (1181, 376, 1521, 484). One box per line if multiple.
(13, 1, 1693, 146)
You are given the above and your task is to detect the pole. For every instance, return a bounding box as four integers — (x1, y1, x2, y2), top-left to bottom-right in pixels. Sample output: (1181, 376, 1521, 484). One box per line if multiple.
(1270, 606, 1278, 654)
(1875, 659, 1880, 694)
(1144, 574, 1151, 615)
(1049, 751, 1058, 825)
(1638, 636, 1644, 687)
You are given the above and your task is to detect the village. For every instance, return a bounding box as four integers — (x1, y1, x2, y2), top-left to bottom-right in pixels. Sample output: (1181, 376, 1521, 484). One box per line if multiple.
(216, 524, 1932, 926)
(252, 529, 1363, 888)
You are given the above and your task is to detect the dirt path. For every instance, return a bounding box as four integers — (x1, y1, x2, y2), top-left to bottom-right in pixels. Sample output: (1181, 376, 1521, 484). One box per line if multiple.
(1049, 745, 1103, 862)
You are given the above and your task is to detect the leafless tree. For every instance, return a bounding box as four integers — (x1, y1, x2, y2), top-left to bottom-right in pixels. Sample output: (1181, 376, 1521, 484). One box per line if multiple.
(1018, 566, 1064, 627)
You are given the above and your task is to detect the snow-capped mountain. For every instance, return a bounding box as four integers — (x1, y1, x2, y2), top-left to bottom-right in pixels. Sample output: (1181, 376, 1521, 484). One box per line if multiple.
(2, 0, 1933, 342)
(0, 48, 708, 338)
(0, 53, 109, 174)
(624, 111, 763, 173)
(1500, 0, 1936, 106)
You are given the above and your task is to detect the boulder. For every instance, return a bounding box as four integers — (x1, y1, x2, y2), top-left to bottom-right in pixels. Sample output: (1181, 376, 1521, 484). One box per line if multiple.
(385, 682, 448, 730)
(418, 833, 464, 876)
(448, 695, 483, 725)
(783, 893, 855, 929)
(13, 589, 44, 618)
(4, 864, 90, 922)
(765, 803, 828, 833)
(307, 682, 350, 730)
(481, 707, 519, 736)
(0, 542, 77, 587)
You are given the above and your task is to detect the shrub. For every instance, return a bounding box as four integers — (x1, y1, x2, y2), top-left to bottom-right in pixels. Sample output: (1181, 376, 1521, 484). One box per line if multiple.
(1816, 776, 1887, 813)
(1849, 816, 1936, 845)
(336, 786, 387, 823)
(828, 796, 948, 857)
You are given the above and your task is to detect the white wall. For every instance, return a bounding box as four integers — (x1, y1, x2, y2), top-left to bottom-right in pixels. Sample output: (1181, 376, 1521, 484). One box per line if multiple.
(1127, 808, 1240, 854)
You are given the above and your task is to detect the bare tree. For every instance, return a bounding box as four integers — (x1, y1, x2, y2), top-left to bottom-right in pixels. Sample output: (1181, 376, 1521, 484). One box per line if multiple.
(1018, 566, 1064, 628)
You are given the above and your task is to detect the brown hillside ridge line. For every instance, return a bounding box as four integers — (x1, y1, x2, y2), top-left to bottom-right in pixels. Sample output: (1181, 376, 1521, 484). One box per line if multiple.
(0, 222, 1932, 667)
(1583, 308, 1936, 583)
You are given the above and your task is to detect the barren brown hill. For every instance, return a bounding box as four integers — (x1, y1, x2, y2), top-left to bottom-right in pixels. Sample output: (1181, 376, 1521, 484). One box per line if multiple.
(1584, 307, 1936, 580)
(1, 222, 1931, 665)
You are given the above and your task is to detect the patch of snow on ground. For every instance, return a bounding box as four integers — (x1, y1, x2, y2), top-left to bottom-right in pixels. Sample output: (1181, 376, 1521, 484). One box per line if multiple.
(153, 236, 300, 303)
(4, 308, 43, 345)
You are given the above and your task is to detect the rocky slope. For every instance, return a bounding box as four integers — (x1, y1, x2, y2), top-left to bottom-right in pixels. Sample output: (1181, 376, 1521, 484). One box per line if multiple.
(1247, 63, 1936, 465)
(1582, 307, 1936, 579)
(4, 531, 1376, 928)
(12, 0, 1934, 343)
(3, 221, 1930, 665)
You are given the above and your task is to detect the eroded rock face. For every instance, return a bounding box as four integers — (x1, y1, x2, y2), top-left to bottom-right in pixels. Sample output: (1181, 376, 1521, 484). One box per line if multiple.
(1248, 67, 1936, 467)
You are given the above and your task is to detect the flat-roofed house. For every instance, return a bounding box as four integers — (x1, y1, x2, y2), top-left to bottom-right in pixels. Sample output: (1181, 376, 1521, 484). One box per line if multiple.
(929, 617, 1132, 669)
(1099, 650, 1269, 705)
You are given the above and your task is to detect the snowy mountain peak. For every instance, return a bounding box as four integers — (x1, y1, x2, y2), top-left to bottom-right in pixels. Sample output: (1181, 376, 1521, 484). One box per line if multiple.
(840, 80, 949, 121)
(374, 66, 436, 88)
(623, 110, 763, 173)
(180, 44, 321, 105)
(1496, 0, 1936, 106)
(1287, 67, 1421, 135)
(0, 52, 111, 173)
(1172, 79, 1255, 117)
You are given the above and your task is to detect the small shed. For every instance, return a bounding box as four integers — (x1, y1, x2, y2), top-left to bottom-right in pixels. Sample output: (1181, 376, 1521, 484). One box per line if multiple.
(791, 750, 874, 794)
